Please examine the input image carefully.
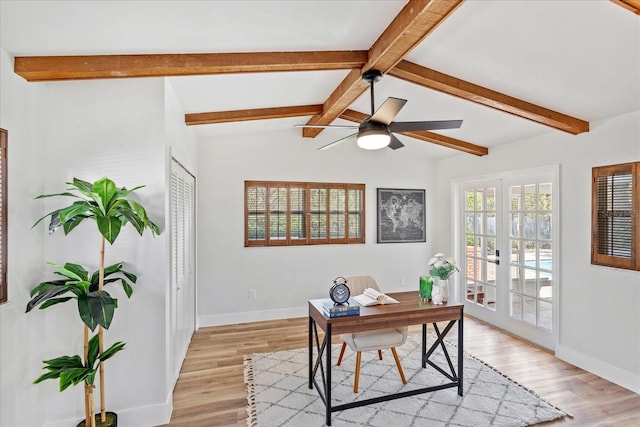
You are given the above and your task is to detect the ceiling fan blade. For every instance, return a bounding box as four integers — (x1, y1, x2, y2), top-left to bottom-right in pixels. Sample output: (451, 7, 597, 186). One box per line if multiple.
(388, 134, 404, 150)
(369, 97, 407, 125)
(293, 124, 358, 129)
(389, 120, 463, 132)
(317, 133, 357, 151)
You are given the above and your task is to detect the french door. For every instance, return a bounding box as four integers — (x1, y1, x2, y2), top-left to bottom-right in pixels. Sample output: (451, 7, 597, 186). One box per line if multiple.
(457, 167, 558, 349)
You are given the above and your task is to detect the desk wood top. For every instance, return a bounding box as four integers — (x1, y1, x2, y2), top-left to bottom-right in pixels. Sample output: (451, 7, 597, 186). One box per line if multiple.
(309, 291, 463, 335)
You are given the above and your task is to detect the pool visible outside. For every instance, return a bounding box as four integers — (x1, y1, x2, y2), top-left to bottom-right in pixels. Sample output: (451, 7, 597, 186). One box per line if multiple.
(523, 259, 553, 279)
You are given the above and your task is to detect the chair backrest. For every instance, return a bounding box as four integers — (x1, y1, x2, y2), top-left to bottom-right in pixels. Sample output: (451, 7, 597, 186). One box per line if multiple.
(344, 275, 380, 296)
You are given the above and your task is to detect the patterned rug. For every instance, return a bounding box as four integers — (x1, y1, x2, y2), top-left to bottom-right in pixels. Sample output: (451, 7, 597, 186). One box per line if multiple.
(244, 334, 569, 426)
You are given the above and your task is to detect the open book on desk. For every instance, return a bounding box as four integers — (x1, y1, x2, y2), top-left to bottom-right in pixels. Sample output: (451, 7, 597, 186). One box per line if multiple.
(352, 288, 399, 307)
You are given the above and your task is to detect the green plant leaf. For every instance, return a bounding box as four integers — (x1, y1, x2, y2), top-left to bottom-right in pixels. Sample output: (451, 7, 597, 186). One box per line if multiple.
(39, 296, 74, 309)
(58, 201, 92, 224)
(53, 263, 84, 282)
(120, 280, 133, 298)
(35, 191, 82, 200)
(114, 185, 144, 200)
(59, 368, 91, 391)
(32, 209, 62, 229)
(77, 294, 98, 332)
(103, 262, 124, 276)
(99, 341, 126, 362)
(89, 290, 116, 329)
(29, 279, 67, 298)
(118, 204, 145, 235)
(86, 334, 100, 367)
(61, 263, 89, 281)
(96, 215, 122, 244)
(34, 354, 88, 390)
(122, 271, 138, 283)
(69, 178, 94, 193)
(94, 177, 117, 212)
(26, 286, 70, 312)
(61, 214, 89, 234)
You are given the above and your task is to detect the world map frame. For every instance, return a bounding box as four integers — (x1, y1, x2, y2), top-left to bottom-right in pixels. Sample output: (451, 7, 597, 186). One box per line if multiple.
(377, 188, 426, 243)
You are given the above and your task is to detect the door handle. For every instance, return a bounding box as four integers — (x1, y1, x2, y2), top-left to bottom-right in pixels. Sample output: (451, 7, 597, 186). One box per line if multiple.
(488, 249, 500, 265)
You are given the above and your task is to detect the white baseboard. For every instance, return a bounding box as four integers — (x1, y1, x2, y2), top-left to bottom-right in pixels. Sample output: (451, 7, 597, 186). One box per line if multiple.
(556, 344, 640, 394)
(199, 306, 307, 327)
(44, 398, 172, 427)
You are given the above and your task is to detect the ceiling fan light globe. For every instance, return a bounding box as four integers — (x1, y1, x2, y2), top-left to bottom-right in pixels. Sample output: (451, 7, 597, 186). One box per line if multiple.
(357, 131, 390, 150)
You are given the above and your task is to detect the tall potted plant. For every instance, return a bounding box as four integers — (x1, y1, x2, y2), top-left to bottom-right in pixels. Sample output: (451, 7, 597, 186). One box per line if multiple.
(27, 177, 159, 427)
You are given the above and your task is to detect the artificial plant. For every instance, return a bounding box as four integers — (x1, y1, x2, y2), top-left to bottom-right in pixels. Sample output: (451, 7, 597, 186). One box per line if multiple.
(29, 177, 159, 427)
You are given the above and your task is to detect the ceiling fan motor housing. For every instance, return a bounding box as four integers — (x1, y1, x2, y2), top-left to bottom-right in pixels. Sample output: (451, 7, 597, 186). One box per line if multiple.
(362, 69, 383, 84)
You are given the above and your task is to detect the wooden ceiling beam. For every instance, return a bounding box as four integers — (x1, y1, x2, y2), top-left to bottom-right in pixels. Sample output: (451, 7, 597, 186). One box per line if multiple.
(389, 60, 589, 135)
(610, 0, 640, 14)
(14, 51, 368, 82)
(185, 105, 322, 126)
(302, 0, 464, 138)
(340, 109, 488, 156)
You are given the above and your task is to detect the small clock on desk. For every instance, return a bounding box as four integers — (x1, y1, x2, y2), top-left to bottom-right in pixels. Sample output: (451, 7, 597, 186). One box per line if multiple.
(329, 276, 350, 305)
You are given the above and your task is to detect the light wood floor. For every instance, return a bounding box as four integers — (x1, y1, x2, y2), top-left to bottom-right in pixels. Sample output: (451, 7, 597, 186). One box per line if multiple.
(160, 316, 640, 427)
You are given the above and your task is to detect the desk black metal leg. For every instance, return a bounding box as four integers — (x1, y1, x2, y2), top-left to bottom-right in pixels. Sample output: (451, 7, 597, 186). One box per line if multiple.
(421, 324, 427, 368)
(309, 316, 313, 389)
(458, 311, 464, 396)
(325, 324, 332, 426)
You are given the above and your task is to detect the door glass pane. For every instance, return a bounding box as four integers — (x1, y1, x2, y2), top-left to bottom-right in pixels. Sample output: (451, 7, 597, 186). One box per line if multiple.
(485, 285, 496, 309)
(509, 182, 554, 330)
(464, 186, 496, 311)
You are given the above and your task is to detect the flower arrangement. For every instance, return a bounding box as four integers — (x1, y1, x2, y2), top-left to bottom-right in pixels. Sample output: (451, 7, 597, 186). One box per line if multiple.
(428, 253, 459, 280)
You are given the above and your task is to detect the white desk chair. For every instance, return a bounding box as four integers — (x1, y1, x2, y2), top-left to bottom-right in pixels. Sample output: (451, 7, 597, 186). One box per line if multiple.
(337, 275, 408, 393)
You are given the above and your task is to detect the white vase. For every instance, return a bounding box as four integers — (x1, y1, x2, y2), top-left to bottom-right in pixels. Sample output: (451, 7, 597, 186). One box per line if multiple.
(436, 278, 448, 303)
(431, 286, 443, 305)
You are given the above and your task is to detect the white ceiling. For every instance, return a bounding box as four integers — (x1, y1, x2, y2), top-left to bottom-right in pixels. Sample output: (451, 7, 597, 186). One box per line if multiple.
(1, 0, 639, 158)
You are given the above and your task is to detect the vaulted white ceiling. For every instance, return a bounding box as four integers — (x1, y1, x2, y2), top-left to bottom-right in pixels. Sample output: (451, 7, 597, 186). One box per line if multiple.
(1, 0, 638, 158)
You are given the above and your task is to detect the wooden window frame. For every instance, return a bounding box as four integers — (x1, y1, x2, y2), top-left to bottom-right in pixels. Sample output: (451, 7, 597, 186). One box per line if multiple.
(245, 181, 365, 247)
(0, 129, 7, 303)
(591, 161, 639, 271)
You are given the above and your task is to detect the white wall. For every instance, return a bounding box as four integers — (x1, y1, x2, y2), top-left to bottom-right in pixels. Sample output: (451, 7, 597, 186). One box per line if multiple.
(197, 131, 438, 325)
(0, 67, 175, 426)
(0, 46, 48, 427)
(433, 111, 640, 393)
(37, 78, 170, 426)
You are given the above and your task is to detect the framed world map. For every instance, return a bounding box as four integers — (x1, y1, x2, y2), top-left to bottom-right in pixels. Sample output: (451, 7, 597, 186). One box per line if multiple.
(377, 188, 426, 243)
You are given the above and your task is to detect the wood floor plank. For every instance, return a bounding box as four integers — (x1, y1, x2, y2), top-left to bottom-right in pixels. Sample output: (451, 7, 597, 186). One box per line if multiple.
(159, 316, 640, 426)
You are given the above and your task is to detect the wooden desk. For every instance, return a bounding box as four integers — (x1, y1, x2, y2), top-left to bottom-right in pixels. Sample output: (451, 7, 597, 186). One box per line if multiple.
(308, 291, 464, 426)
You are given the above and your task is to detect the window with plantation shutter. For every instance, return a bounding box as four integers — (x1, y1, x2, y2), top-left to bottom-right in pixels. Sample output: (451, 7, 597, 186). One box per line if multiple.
(591, 162, 639, 271)
(245, 181, 365, 247)
(0, 129, 7, 303)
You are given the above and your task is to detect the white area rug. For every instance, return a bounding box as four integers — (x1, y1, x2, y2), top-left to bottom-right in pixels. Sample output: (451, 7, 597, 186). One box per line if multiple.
(244, 334, 568, 426)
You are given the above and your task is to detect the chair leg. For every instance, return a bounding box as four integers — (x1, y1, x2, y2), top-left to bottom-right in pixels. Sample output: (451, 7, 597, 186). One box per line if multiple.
(377, 349, 383, 360)
(353, 352, 362, 393)
(391, 347, 407, 385)
(337, 342, 347, 366)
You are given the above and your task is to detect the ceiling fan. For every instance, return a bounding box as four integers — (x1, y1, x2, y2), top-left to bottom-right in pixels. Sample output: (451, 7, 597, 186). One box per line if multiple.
(295, 69, 463, 151)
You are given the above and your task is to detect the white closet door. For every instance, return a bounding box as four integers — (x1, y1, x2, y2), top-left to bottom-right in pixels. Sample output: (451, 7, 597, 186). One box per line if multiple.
(170, 158, 196, 382)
